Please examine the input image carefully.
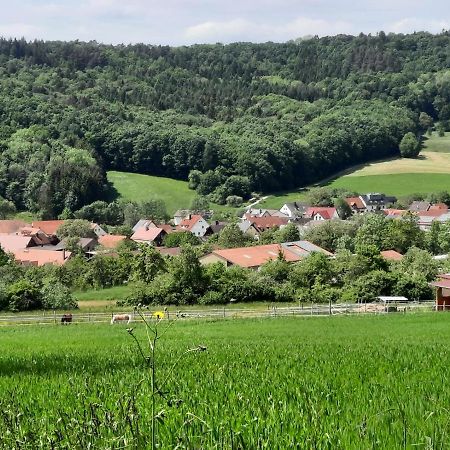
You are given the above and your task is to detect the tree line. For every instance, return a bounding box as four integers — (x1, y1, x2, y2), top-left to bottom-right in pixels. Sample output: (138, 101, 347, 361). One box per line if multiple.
(0, 33, 449, 215)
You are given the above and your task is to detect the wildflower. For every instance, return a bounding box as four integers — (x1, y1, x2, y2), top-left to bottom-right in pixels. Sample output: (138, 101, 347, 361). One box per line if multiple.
(153, 311, 165, 320)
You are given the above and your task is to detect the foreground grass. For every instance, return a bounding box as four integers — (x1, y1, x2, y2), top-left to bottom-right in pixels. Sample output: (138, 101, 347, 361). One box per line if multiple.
(2, 313, 450, 448)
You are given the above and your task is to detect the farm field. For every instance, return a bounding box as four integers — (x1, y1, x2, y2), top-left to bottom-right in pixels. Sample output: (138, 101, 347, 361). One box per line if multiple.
(2, 313, 450, 448)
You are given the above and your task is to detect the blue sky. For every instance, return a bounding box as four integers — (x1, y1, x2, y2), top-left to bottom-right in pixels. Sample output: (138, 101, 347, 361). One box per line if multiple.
(0, 0, 448, 45)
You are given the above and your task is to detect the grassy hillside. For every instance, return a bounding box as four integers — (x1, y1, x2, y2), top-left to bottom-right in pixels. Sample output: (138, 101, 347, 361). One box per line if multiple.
(107, 171, 239, 217)
(260, 133, 450, 208)
(107, 171, 196, 213)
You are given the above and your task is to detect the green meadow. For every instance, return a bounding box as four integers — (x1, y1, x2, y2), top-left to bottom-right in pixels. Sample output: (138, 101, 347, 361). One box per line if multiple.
(2, 313, 450, 448)
(107, 170, 238, 217)
(107, 171, 196, 214)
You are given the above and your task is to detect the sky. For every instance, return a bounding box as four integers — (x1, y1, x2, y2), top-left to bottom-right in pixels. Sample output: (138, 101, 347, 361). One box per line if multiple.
(0, 0, 448, 46)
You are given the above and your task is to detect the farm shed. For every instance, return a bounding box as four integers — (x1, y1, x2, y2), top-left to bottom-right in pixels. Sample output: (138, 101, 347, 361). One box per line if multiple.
(430, 275, 450, 311)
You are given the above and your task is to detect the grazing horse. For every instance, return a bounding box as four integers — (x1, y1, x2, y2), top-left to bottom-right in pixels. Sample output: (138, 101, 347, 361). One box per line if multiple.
(111, 314, 132, 325)
(61, 314, 72, 325)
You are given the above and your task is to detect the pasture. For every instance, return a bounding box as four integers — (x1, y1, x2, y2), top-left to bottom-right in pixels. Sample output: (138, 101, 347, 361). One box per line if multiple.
(2, 313, 450, 448)
(107, 171, 196, 214)
(107, 170, 238, 217)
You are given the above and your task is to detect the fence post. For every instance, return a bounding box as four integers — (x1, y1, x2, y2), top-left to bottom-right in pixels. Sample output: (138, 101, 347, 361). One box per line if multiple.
(223, 307, 226, 318)
(54, 310, 56, 324)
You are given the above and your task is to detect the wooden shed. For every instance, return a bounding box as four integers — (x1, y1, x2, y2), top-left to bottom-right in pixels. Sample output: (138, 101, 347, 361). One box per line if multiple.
(430, 275, 450, 311)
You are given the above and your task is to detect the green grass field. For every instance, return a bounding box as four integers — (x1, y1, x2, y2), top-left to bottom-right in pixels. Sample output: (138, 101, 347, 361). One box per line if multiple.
(423, 131, 450, 152)
(107, 170, 238, 217)
(107, 171, 196, 214)
(2, 313, 450, 448)
(260, 133, 450, 209)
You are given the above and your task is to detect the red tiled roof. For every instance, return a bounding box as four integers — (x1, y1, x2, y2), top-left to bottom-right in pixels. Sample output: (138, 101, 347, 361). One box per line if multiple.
(178, 215, 203, 231)
(381, 250, 403, 261)
(383, 209, 407, 216)
(429, 203, 448, 211)
(305, 207, 337, 219)
(430, 279, 450, 289)
(0, 220, 28, 234)
(131, 227, 164, 242)
(345, 197, 365, 209)
(159, 224, 175, 234)
(416, 210, 447, 217)
(0, 234, 34, 253)
(246, 216, 289, 230)
(156, 247, 182, 256)
(98, 234, 127, 248)
(13, 248, 71, 266)
(210, 244, 302, 268)
(32, 220, 66, 235)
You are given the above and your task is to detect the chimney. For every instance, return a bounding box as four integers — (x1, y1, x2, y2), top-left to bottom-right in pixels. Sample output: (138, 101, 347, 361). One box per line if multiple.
(188, 214, 192, 220)
(63, 249, 66, 260)
(215, 220, 219, 225)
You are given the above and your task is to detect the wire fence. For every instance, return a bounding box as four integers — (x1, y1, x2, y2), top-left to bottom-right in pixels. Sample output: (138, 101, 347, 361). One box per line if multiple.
(0, 300, 437, 327)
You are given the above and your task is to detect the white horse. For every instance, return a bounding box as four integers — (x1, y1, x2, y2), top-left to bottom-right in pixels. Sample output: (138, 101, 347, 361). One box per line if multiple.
(111, 313, 132, 325)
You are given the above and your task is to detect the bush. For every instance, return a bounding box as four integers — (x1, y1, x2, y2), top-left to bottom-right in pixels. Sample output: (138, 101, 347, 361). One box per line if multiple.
(199, 291, 227, 305)
(226, 195, 243, 207)
(399, 132, 420, 158)
(7, 280, 42, 311)
(41, 282, 78, 310)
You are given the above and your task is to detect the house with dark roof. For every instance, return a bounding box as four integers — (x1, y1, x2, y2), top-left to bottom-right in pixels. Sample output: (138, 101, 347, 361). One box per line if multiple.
(360, 193, 397, 212)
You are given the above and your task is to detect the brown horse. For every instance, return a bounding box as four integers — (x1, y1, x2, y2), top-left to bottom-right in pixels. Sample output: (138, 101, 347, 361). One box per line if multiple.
(61, 314, 72, 325)
(111, 314, 132, 324)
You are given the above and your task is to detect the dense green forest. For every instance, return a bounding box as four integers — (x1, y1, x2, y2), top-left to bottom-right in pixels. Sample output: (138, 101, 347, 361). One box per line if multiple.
(0, 32, 449, 217)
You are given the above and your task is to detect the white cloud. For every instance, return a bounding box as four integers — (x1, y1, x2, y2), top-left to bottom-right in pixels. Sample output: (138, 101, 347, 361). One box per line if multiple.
(185, 16, 353, 43)
(389, 17, 449, 34)
(0, 23, 42, 39)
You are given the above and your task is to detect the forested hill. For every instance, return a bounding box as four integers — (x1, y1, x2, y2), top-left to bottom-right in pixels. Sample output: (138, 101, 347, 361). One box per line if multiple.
(0, 32, 449, 217)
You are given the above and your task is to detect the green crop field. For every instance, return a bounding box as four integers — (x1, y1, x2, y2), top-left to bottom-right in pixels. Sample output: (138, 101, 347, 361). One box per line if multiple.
(2, 313, 450, 448)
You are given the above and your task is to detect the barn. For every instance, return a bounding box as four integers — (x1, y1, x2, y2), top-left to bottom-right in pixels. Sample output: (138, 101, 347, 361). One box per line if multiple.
(430, 274, 450, 311)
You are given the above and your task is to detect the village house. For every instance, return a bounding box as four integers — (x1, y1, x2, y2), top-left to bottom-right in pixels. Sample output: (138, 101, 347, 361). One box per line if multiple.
(409, 201, 432, 212)
(31, 220, 66, 236)
(244, 208, 289, 219)
(200, 240, 332, 269)
(132, 219, 157, 232)
(98, 234, 128, 249)
(279, 202, 309, 218)
(177, 215, 211, 237)
(344, 197, 366, 214)
(305, 207, 339, 221)
(430, 274, 450, 310)
(13, 248, 72, 266)
(360, 193, 397, 212)
(131, 226, 167, 246)
(0, 234, 35, 253)
(173, 209, 212, 225)
(380, 250, 404, 261)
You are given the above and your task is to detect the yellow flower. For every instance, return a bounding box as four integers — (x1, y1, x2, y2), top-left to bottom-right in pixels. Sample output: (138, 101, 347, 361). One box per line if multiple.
(153, 311, 165, 319)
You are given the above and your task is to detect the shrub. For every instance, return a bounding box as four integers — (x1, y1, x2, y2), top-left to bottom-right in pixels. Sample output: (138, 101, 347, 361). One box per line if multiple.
(226, 195, 243, 207)
(399, 132, 420, 158)
(41, 282, 78, 310)
(199, 291, 227, 305)
(7, 280, 42, 311)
